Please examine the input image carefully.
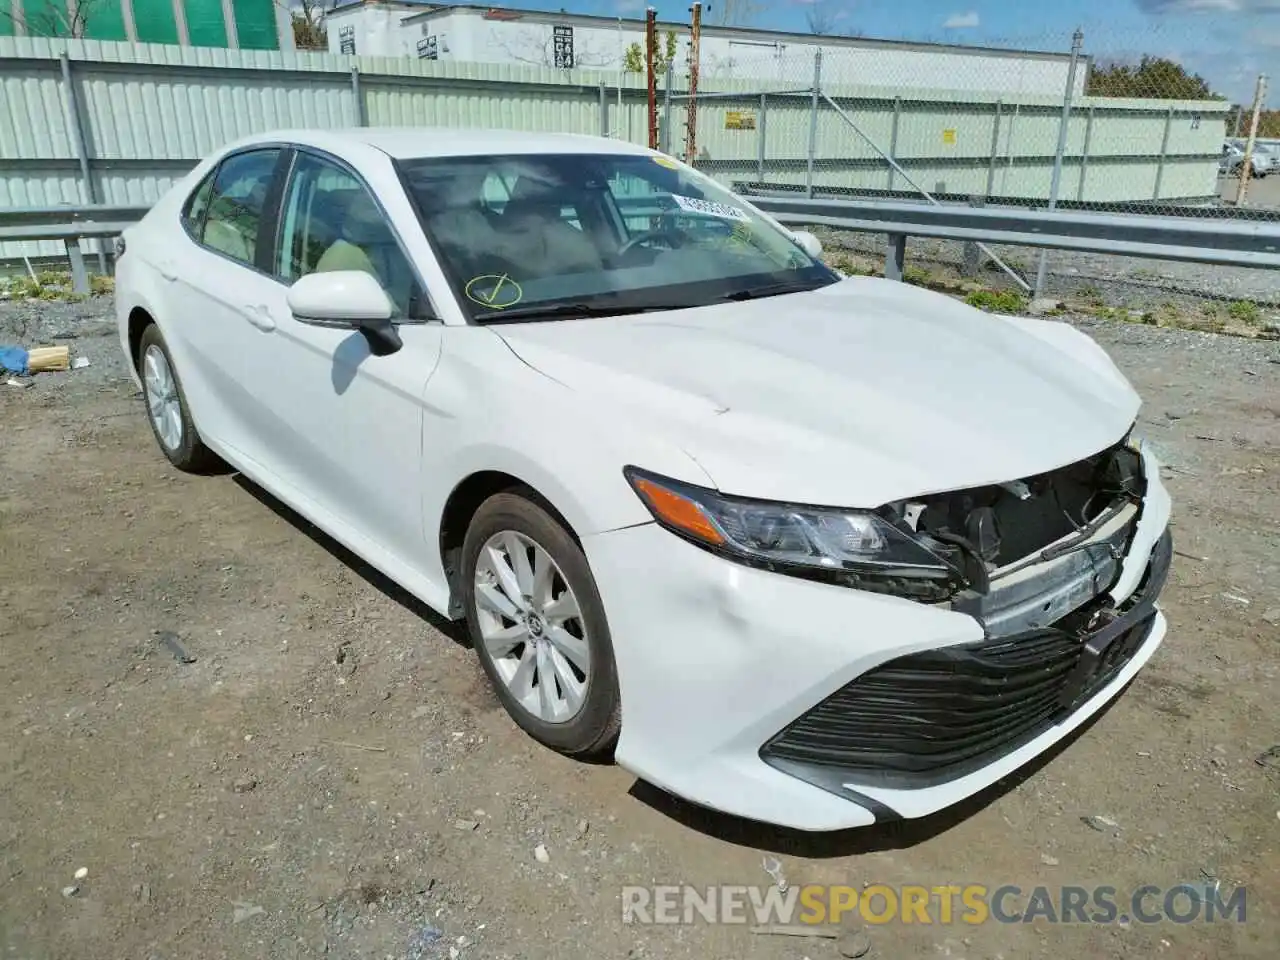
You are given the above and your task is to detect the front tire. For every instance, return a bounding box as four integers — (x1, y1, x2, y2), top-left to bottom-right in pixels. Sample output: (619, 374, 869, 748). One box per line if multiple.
(461, 492, 620, 758)
(137, 324, 219, 473)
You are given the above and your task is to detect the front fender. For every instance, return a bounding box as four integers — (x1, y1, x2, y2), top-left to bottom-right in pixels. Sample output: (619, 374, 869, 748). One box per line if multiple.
(418, 328, 714, 596)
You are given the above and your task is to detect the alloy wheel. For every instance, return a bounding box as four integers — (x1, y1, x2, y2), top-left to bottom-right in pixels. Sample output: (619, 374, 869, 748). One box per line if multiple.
(472, 530, 591, 724)
(143, 344, 183, 451)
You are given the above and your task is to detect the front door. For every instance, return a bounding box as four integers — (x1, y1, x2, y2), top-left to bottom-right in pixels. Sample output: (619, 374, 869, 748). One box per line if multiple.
(236, 149, 444, 578)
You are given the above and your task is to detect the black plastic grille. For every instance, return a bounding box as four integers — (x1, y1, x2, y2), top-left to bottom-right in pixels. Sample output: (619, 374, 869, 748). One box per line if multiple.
(761, 531, 1172, 792)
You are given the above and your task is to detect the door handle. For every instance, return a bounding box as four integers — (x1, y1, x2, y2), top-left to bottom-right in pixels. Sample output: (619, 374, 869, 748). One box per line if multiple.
(244, 305, 277, 332)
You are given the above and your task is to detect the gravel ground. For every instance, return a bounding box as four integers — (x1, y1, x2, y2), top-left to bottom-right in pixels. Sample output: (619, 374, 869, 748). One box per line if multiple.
(1, 295, 1278, 960)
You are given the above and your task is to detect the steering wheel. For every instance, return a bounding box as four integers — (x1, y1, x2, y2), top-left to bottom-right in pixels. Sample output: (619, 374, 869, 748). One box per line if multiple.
(618, 224, 687, 256)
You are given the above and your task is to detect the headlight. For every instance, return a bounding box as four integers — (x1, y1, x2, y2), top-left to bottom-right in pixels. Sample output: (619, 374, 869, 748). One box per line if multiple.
(623, 467, 962, 601)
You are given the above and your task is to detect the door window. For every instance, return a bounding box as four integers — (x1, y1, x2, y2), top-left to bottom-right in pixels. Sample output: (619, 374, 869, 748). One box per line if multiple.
(276, 152, 424, 319)
(200, 148, 281, 266)
(181, 171, 215, 238)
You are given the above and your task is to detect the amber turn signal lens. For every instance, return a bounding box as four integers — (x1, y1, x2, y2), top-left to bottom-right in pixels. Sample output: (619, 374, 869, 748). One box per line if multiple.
(631, 476, 726, 545)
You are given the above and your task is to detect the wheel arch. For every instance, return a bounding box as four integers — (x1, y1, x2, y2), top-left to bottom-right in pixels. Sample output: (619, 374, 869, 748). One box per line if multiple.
(437, 470, 583, 618)
(127, 305, 155, 370)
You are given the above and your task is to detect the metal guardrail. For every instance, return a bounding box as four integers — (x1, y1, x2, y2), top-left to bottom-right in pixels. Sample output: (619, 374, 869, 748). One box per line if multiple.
(0, 205, 148, 294)
(741, 193, 1280, 281)
(4, 196, 1280, 295)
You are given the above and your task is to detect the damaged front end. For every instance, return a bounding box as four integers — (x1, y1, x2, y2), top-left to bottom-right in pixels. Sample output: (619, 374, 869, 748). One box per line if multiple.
(758, 436, 1171, 795)
(882, 436, 1147, 636)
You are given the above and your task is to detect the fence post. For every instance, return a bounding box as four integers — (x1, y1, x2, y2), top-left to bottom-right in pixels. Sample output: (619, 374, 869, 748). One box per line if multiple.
(756, 92, 767, 183)
(806, 48, 822, 198)
(963, 196, 983, 277)
(1034, 27, 1083, 300)
(599, 82, 608, 137)
(1153, 105, 1173, 200)
(661, 62, 674, 152)
(1236, 73, 1267, 207)
(884, 233, 906, 282)
(59, 52, 105, 278)
(887, 96, 901, 192)
(65, 239, 89, 296)
(1076, 104, 1094, 202)
(985, 100, 1002, 199)
(645, 7, 658, 150)
(350, 67, 366, 126)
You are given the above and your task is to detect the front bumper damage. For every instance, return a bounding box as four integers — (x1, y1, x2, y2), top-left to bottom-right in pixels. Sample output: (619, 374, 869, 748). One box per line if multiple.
(584, 443, 1173, 832)
(760, 528, 1171, 795)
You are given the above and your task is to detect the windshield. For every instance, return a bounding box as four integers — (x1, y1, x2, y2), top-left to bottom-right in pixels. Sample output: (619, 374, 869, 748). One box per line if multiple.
(395, 152, 837, 321)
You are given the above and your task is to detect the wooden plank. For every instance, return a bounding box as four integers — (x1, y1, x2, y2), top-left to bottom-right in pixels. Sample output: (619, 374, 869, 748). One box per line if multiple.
(28, 346, 70, 373)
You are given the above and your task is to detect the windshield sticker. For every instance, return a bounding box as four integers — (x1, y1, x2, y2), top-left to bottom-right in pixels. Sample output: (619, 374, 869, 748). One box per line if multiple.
(464, 273, 523, 310)
(670, 194, 751, 222)
(651, 154, 680, 169)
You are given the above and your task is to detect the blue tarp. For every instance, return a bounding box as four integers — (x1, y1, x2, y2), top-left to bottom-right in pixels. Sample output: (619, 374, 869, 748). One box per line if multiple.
(0, 346, 29, 376)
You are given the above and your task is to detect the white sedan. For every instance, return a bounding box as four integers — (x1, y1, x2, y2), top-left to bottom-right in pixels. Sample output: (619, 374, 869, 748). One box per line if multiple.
(114, 128, 1173, 831)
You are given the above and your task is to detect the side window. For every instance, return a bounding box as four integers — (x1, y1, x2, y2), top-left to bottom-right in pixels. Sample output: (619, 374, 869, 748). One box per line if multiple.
(276, 152, 423, 319)
(200, 148, 281, 266)
(181, 172, 215, 237)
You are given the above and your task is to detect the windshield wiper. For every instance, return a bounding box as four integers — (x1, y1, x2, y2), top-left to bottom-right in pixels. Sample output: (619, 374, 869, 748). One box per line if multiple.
(478, 302, 677, 323)
(720, 280, 829, 302)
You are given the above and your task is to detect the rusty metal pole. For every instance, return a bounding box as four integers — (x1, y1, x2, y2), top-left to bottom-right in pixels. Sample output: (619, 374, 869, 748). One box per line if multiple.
(685, 1, 701, 164)
(1236, 73, 1268, 207)
(645, 8, 658, 149)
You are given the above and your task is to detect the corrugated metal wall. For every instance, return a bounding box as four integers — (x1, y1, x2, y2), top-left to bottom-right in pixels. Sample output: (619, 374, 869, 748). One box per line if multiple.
(0, 36, 1229, 263)
(676, 89, 1227, 203)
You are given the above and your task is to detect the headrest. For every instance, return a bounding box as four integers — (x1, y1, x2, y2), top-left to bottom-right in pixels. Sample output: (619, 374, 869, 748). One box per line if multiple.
(340, 193, 392, 245)
(507, 173, 571, 209)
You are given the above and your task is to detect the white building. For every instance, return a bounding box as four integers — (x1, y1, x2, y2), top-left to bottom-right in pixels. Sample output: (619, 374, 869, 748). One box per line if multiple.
(326, 2, 1086, 97)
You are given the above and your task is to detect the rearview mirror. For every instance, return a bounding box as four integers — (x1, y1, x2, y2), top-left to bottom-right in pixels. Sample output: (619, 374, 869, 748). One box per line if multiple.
(287, 271, 402, 356)
(791, 230, 823, 259)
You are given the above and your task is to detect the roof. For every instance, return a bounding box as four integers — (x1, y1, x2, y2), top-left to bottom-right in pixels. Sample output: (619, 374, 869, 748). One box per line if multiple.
(327, 2, 1076, 63)
(231, 127, 656, 160)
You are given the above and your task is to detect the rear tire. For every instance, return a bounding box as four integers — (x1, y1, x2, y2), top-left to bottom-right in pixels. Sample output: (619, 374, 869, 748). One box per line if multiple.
(137, 324, 219, 473)
(461, 491, 621, 758)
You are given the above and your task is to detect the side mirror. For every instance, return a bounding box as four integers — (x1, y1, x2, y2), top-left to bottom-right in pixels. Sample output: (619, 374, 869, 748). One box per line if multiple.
(791, 229, 823, 259)
(287, 270, 402, 356)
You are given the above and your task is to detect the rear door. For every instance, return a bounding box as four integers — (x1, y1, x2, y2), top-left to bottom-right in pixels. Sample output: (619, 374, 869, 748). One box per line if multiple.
(157, 146, 292, 464)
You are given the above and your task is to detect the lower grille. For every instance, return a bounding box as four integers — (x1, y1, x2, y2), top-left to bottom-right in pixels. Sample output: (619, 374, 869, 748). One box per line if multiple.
(761, 530, 1172, 792)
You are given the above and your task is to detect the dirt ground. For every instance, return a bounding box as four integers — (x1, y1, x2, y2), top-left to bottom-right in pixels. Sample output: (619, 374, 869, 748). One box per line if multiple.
(1, 298, 1277, 960)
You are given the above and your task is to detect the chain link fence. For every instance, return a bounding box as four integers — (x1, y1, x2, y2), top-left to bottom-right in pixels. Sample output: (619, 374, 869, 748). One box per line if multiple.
(657, 24, 1277, 334)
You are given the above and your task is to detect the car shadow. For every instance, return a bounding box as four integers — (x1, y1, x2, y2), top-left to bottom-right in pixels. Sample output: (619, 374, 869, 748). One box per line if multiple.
(625, 682, 1131, 857)
(330, 333, 369, 395)
(230, 474, 470, 649)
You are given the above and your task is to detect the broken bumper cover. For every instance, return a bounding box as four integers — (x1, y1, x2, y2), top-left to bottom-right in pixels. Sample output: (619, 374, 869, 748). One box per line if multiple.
(582, 450, 1172, 832)
(760, 528, 1171, 795)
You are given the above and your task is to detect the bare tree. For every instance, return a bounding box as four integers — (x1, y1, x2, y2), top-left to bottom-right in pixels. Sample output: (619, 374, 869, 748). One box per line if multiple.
(804, 0, 844, 36)
(706, 0, 765, 27)
(493, 26, 618, 70)
(0, 0, 111, 38)
(285, 0, 336, 51)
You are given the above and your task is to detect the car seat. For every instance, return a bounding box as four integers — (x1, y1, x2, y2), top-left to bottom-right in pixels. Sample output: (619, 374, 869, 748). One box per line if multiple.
(500, 175, 602, 275)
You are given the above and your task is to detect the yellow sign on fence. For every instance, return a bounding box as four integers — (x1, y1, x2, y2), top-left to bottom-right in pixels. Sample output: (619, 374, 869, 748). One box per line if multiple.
(725, 110, 757, 130)
(942, 128, 958, 145)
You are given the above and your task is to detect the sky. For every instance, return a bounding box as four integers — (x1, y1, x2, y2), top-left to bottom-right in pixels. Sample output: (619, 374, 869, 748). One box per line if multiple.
(542, 0, 1280, 104)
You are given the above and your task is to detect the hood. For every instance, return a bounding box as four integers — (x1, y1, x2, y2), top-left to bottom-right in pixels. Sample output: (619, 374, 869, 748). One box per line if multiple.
(495, 277, 1141, 507)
